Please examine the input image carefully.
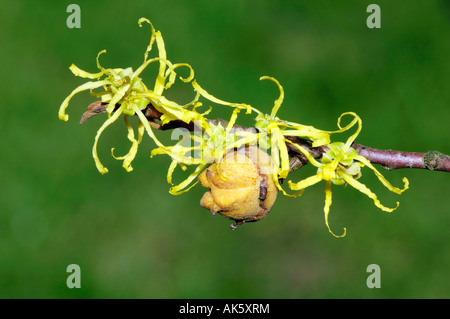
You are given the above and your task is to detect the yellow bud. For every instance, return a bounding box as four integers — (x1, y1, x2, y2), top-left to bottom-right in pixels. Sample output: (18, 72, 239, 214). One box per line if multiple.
(199, 146, 278, 228)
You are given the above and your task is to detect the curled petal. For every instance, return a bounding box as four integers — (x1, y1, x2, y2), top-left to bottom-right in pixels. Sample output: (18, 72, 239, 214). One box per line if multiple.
(133, 57, 173, 80)
(155, 96, 209, 126)
(167, 160, 178, 185)
(169, 163, 207, 195)
(285, 139, 324, 168)
(110, 116, 141, 172)
(268, 125, 290, 179)
(324, 181, 346, 238)
(336, 112, 362, 151)
(138, 17, 157, 62)
(288, 174, 323, 191)
(95, 50, 110, 75)
(151, 146, 202, 165)
(226, 108, 241, 134)
(259, 76, 284, 118)
(282, 112, 360, 148)
(152, 31, 167, 95)
(167, 63, 195, 86)
(133, 105, 169, 151)
(69, 64, 104, 79)
(340, 173, 400, 212)
(283, 126, 331, 147)
(192, 81, 258, 115)
(134, 106, 204, 165)
(92, 104, 126, 174)
(59, 80, 110, 121)
(274, 177, 304, 198)
(353, 154, 409, 194)
(137, 18, 167, 95)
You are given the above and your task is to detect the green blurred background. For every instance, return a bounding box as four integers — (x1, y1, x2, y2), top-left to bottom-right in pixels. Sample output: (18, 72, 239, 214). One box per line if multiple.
(0, 0, 448, 298)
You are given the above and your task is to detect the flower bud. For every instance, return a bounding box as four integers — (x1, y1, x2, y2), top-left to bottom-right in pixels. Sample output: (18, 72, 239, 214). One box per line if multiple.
(199, 146, 278, 228)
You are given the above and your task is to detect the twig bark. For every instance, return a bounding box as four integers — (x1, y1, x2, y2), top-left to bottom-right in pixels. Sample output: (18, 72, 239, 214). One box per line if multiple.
(80, 101, 450, 173)
(351, 143, 450, 172)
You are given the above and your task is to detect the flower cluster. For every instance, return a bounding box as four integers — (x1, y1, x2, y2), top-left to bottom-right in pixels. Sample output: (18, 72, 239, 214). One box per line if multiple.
(59, 18, 409, 236)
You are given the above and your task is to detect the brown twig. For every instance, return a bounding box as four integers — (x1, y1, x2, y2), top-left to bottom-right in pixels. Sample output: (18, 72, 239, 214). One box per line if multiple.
(80, 101, 450, 173)
(351, 143, 450, 172)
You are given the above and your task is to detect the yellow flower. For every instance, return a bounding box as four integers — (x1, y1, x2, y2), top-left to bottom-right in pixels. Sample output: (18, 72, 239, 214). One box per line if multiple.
(150, 107, 261, 195)
(58, 17, 412, 236)
(254, 77, 362, 198)
(287, 113, 409, 237)
(59, 18, 204, 174)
